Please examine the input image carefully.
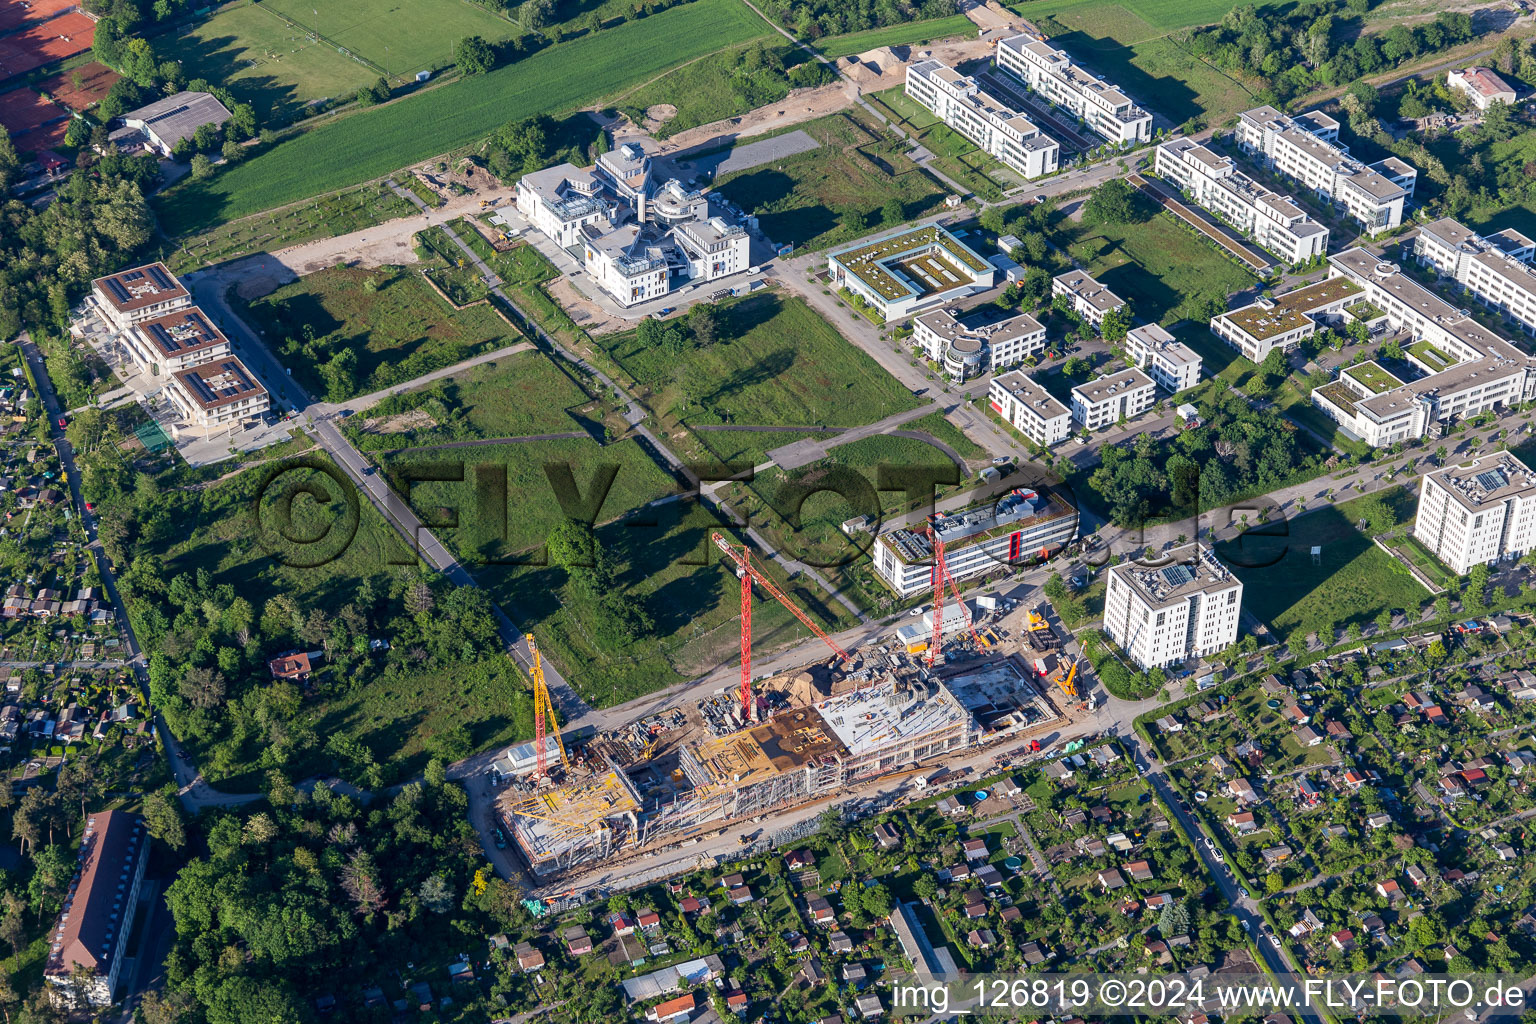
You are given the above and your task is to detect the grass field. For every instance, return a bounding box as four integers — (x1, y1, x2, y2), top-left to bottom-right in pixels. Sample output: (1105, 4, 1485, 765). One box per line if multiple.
(1006, 0, 1241, 35)
(1057, 211, 1257, 324)
(1215, 488, 1425, 638)
(259, 0, 515, 78)
(867, 87, 1012, 199)
(713, 109, 946, 251)
(167, 182, 414, 274)
(154, 0, 770, 236)
(816, 14, 976, 58)
(617, 41, 792, 140)
(241, 265, 511, 400)
(595, 291, 923, 438)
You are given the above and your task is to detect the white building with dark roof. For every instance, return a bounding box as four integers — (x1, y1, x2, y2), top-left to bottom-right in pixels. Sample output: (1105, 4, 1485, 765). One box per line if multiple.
(124, 306, 230, 375)
(167, 357, 269, 436)
(989, 371, 1070, 445)
(1415, 452, 1536, 574)
(1103, 546, 1243, 669)
(1052, 269, 1125, 330)
(1153, 138, 1328, 263)
(1125, 323, 1200, 393)
(994, 33, 1152, 146)
(913, 306, 1045, 380)
(1447, 67, 1517, 111)
(90, 263, 191, 332)
(1070, 367, 1155, 429)
(1235, 105, 1415, 234)
(905, 59, 1059, 179)
(1416, 217, 1536, 335)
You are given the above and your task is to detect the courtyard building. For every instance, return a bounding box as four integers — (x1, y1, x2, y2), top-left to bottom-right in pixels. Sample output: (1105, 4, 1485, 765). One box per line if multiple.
(827, 224, 995, 321)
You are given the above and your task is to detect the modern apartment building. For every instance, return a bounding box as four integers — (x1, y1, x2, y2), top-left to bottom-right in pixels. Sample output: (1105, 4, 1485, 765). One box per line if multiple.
(989, 371, 1071, 446)
(167, 357, 270, 436)
(1052, 270, 1125, 330)
(1103, 546, 1243, 670)
(1415, 452, 1536, 574)
(1070, 367, 1155, 429)
(1446, 67, 1516, 111)
(1235, 105, 1416, 235)
(1416, 217, 1536, 335)
(872, 488, 1079, 598)
(994, 33, 1152, 146)
(827, 224, 995, 321)
(912, 306, 1046, 380)
(1210, 275, 1363, 362)
(1125, 323, 1201, 393)
(122, 306, 231, 375)
(44, 811, 148, 1008)
(1308, 248, 1536, 446)
(90, 263, 190, 333)
(905, 59, 1060, 179)
(1153, 138, 1328, 263)
(516, 151, 749, 307)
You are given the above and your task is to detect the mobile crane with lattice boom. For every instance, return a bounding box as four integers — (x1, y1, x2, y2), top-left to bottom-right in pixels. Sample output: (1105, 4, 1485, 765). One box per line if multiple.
(712, 532, 851, 722)
(527, 633, 570, 780)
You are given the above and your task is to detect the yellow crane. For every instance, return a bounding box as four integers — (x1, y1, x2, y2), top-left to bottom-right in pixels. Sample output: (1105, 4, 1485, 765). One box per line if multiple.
(527, 633, 569, 778)
(1055, 659, 1078, 700)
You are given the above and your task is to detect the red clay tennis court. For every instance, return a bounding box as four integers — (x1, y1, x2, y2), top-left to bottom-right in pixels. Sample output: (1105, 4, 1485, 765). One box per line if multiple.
(38, 61, 119, 110)
(12, 119, 68, 154)
(0, 0, 75, 32)
(0, 11, 96, 81)
(0, 85, 65, 132)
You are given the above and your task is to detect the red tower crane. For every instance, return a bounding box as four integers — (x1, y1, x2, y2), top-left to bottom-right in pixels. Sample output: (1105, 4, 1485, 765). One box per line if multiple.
(925, 522, 984, 666)
(712, 532, 851, 721)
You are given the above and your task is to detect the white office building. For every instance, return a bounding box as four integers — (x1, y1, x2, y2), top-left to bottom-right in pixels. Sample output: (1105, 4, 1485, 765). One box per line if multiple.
(1416, 217, 1536, 336)
(1308, 248, 1536, 447)
(1235, 106, 1416, 235)
(1052, 270, 1125, 330)
(827, 224, 995, 321)
(873, 487, 1079, 598)
(1070, 367, 1155, 430)
(1210, 275, 1364, 362)
(1415, 452, 1536, 575)
(1125, 323, 1201, 393)
(1103, 546, 1243, 670)
(1153, 138, 1328, 263)
(994, 33, 1152, 146)
(1446, 67, 1517, 111)
(989, 371, 1071, 446)
(913, 306, 1046, 380)
(905, 59, 1060, 179)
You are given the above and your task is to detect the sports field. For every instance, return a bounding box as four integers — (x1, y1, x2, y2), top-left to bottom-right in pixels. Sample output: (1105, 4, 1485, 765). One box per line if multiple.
(154, 0, 770, 236)
(259, 0, 515, 78)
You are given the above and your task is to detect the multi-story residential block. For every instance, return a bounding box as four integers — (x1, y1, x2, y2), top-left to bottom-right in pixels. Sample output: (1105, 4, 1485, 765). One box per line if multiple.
(905, 59, 1060, 179)
(989, 371, 1070, 446)
(1052, 270, 1125, 330)
(1125, 323, 1201, 393)
(1447, 67, 1516, 111)
(1070, 366, 1155, 429)
(167, 357, 270, 436)
(44, 811, 147, 1007)
(1414, 452, 1536, 574)
(1415, 217, 1536, 335)
(913, 306, 1045, 380)
(90, 263, 191, 333)
(994, 33, 1152, 146)
(517, 156, 749, 307)
(827, 224, 995, 321)
(1308, 248, 1536, 446)
(1103, 546, 1243, 670)
(1210, 275, 1363, 362)
(1153, 138, 1328, 263)
(873, 487, 1078, 598)
(1235, 105, 1416, 235)
(122, 306, 230, 375)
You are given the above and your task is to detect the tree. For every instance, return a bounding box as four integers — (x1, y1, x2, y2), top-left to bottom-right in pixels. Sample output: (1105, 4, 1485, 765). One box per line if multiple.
(881, 198, 904, 225)
(143, 789, 186, 850)
(1083, 178, 1145, 224)
(817, 807, 846, 841)
(688, 302, 719, 348)
(454, 35, 496, 75)
(419, 875, 454, 913)
(189, 153, 214, 178)
(1100, 305, 1131, 343)
(1425, 638, 1447, 665)
(496, 115, 553, 173)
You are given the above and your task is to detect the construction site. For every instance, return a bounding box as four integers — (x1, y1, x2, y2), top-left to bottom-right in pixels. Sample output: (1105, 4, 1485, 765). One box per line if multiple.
(497, 534, 1083, 883)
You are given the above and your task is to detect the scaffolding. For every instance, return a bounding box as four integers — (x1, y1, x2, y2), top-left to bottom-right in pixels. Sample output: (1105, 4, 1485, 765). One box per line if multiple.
(502, 754, 643, 879)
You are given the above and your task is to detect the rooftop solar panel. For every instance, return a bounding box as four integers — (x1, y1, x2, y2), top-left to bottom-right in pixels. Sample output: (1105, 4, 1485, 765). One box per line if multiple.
(147, 265, 173, 290)
(1476, 469, 1507, 491)
(105, 279, 129, 302)
(1161, 564, 1195, 587)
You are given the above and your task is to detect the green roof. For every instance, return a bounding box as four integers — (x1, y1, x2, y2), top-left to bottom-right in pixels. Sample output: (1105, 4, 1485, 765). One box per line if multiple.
(831, 225, 991, 302)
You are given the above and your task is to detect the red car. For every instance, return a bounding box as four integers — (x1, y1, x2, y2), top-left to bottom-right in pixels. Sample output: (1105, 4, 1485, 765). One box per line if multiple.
(56, 417, 66, 428)
(83, 502, 94, 513)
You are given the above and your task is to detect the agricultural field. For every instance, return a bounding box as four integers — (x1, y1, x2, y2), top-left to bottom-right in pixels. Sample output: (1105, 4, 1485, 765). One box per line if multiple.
(166, 182, 415, 274)
(713, 109, 947, 251)
(1214, 488, 1424, 640)
(1055, 209, 1257, 324)
(154, 0, 771, 236)
(258, 0, 516, 78)
(1005, 0, 1246, 33)
(594, 291, 924, 446)
(240, 264, 512, 401)
(815, 14, 975, 57)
